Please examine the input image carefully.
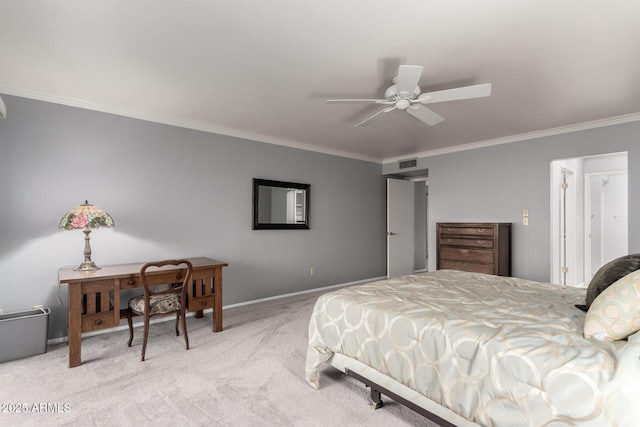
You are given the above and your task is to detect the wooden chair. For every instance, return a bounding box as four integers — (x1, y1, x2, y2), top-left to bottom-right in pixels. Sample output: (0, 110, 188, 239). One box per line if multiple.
(126, 259, 193, 361)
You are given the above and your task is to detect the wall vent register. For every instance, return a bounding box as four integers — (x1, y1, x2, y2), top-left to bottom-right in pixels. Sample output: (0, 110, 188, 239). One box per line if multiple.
(398, 158, 418, 169)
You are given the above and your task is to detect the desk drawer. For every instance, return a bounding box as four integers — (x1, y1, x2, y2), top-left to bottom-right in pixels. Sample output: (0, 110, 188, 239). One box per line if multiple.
(81, 312, 119, 332)
(188, 295, 214, 311)
(119, 270, 189, 289)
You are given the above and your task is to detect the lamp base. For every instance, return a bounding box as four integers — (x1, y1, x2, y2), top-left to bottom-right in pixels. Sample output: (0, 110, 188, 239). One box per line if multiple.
(76, 261, 101, 271)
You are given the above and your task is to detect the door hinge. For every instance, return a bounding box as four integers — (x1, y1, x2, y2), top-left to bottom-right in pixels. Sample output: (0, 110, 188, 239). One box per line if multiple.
(561, 266, 569, 273)
(561, 182, 568, 190)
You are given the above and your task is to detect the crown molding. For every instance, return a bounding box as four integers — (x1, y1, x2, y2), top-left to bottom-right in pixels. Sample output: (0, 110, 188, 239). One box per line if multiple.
(382, 112, 640, 164)
(0, 85, 382, 164)
(3, 84, 639, 167)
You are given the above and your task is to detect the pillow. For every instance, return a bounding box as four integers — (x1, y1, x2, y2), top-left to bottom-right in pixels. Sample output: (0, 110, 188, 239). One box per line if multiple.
(580, 253, 640, 312)
(584, 269, 640, 341)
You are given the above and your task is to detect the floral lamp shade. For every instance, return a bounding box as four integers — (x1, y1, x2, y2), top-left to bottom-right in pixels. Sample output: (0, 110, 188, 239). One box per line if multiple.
(59, 200, 114, 271)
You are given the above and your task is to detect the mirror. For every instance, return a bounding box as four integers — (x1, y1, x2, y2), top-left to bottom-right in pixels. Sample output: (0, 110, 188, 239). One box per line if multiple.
(253, 178, 310, 229)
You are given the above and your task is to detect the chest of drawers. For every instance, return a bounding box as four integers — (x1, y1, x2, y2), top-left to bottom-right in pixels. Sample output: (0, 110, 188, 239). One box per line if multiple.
(437, 222, 511, 276)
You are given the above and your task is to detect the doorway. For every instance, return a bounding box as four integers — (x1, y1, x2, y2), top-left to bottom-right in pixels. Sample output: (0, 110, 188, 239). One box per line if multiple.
(550, 152, 628, 286)
(385, 173, 429, 278)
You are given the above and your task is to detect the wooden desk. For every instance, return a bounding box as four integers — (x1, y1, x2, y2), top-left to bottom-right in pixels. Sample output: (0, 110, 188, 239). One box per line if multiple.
(58, 257, 228, 368)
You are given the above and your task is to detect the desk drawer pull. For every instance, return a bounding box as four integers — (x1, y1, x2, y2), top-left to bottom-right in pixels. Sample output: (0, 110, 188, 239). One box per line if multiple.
(200, 301, 207, 307)
(126, 280, 135, 286)
(94, 319, 102, 325)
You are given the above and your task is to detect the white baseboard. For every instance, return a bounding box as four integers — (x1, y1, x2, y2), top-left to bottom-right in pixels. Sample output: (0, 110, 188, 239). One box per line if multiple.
(48, 276, 386, 345)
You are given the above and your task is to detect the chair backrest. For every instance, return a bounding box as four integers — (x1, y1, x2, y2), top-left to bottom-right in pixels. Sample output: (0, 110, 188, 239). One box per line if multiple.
(139, 259, 194, 313)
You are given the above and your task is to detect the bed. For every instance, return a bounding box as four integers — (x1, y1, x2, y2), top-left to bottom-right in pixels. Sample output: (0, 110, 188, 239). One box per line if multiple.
(305, 269, 640, 426)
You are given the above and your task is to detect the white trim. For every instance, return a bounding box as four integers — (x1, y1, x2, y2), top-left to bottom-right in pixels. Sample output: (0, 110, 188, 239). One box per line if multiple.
(46, 275, 386, 345)
(383, 112, 640, 164)
(0, 94, 6, 118)
(0, 85, 381, 164)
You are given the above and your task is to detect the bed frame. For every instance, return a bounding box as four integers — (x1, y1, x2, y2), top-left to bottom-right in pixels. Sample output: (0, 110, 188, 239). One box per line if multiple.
(345, 368, 457, 427)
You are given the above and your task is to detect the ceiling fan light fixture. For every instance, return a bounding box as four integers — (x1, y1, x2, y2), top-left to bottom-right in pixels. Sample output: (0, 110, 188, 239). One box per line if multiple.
(396, 99, 410, 110)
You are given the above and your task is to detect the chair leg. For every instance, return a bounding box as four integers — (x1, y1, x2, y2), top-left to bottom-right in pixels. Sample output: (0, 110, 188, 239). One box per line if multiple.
(127, 311, 134, 347)
(175, 313, 180, 336)
(141, 314, 151, 362)
(181, 308, 190, 351)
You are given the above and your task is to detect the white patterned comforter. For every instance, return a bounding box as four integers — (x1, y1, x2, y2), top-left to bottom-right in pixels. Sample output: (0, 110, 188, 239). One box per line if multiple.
(305, 270, 640, 426)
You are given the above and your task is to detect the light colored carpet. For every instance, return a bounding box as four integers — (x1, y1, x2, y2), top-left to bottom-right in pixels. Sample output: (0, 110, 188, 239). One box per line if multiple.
(0, 290, 436, 426)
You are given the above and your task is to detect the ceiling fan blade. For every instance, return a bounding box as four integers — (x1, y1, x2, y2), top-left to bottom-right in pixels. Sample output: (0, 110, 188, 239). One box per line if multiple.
(418, 83, 492, 104)
(407, 105, 444, 126)
(395, 65, 424, 97)
(326, 98, 388, 103)
(355, 106, 395, 127)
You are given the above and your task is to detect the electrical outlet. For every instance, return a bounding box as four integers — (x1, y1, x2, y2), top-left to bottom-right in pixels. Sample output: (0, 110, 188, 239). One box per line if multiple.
(310, 267, 316, 276)
(523, 217, 529, 226)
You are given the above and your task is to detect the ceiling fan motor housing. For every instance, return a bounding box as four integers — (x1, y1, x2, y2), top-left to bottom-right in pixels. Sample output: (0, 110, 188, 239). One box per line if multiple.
(385, 84, 421, 110)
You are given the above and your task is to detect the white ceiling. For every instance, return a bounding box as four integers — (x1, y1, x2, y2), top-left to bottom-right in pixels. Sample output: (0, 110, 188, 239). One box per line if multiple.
(1, 1, 640, 163)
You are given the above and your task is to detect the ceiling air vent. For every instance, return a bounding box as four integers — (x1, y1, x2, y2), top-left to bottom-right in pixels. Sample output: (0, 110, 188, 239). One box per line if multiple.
(398, 158, 417, 170)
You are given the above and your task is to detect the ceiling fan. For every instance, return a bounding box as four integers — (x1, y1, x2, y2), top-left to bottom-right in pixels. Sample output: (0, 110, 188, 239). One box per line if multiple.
(326, 65, 491, 127)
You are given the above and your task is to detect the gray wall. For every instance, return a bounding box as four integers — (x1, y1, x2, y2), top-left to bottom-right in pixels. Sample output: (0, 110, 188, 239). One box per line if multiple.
(0, 95, 387, 339)
(384, 122, 640, 282)
(414, 182, 427, 271)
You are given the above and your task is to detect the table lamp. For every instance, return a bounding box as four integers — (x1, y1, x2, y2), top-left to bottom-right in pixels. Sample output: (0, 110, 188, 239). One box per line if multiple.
(59, 200, 114, 271)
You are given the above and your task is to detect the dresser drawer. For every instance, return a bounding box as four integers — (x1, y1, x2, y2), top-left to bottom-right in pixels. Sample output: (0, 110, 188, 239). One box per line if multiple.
(439, 237, 493, 248)
(440, 226, 495, 237)
(439, 246, 494, 264)
(439, 260, 496, 275)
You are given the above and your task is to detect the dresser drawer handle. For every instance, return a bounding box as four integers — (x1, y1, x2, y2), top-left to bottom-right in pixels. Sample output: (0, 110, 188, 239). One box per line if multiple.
(477, 240, 485, 244)
(477, 228, 485, 232)
(459, 249, 469, 253)
(94, 319, 102, 325)
(447, 228, 454, 232)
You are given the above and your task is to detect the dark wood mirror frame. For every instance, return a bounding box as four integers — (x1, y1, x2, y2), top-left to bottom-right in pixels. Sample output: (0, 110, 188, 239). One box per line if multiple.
(252, 178, 310, 230)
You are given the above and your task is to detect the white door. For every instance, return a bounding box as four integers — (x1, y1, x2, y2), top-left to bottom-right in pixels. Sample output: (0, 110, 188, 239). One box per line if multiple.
(387, 178, 415, 278)
(602, 172, 628, 263)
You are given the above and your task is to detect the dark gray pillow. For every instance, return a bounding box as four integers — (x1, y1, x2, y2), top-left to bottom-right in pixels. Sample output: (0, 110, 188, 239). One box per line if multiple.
(579, 253, 640, 312)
